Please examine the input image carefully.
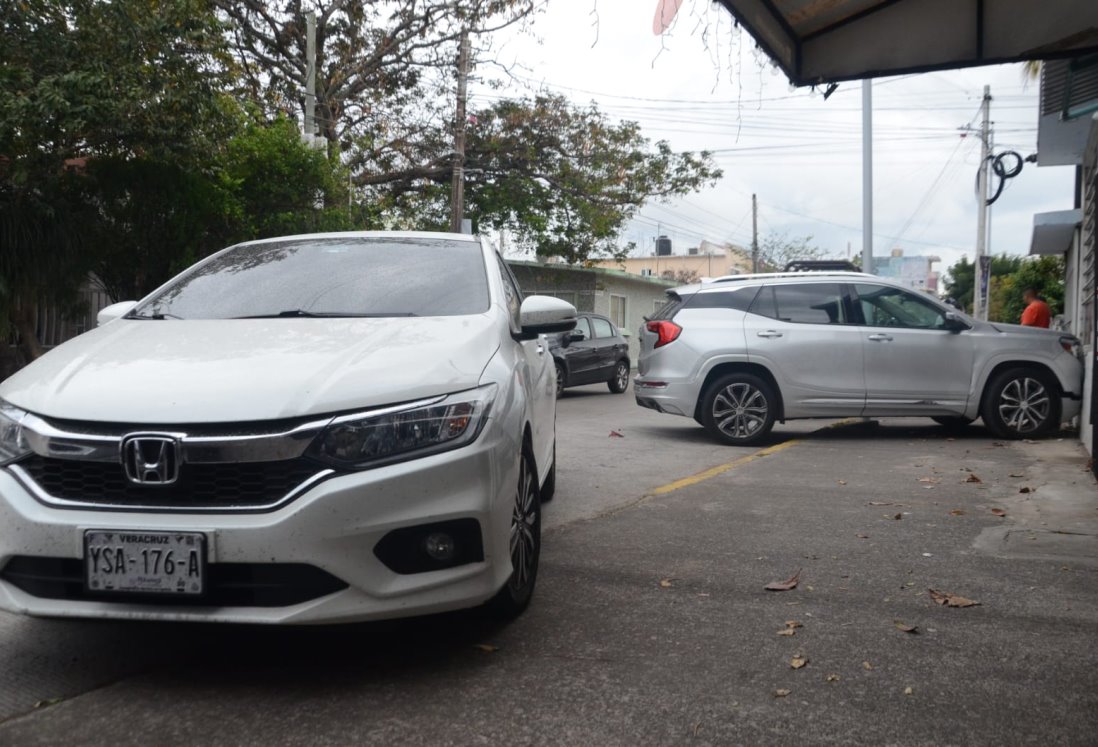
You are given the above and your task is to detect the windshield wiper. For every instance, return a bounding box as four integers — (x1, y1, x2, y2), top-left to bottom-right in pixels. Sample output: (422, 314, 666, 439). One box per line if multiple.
(127, 312, 182, 320)
(232, 310, 418, 319)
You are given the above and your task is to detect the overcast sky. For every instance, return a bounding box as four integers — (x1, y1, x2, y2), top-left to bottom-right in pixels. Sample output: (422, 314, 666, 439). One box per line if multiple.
(477, 0, 1077, 272)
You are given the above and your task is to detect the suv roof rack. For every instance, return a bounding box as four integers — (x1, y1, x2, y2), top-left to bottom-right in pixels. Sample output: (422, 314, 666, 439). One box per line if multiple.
(783, 259, 861, 272)
(702, 271, 876, 284)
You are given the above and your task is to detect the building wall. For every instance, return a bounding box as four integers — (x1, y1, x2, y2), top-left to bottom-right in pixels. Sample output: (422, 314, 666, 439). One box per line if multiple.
(591, 250, 752, 282)
(592, 272, 677, 364)
(508, 262, 598, 313)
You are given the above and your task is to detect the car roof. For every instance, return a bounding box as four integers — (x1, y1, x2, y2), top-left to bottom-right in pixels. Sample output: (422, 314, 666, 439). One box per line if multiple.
(675, 271, 907, 295)
(235, 230, 480, 247)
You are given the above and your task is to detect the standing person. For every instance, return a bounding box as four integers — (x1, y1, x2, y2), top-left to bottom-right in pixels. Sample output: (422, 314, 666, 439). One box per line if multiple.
(1020, 288, 1051, 328)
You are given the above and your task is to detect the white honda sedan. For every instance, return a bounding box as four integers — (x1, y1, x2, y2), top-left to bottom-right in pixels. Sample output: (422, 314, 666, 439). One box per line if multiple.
(0, 232, 576, 624)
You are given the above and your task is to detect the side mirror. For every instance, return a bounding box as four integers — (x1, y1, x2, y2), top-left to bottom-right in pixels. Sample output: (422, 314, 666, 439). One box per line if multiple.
(519, 296, 577, 340)
(97, 301, 138, 326)
(943, 311, 970, 333)
(567, 331, 587, 343)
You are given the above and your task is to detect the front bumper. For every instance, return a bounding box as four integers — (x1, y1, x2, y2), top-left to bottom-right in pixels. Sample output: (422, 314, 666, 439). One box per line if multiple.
(0, 423, 518, 625)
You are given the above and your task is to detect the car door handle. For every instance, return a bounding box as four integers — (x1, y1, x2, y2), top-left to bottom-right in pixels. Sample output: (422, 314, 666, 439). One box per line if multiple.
(535, 342, 546, 355)
(867, 333, 893, 342)
(757, 330, 783, 338)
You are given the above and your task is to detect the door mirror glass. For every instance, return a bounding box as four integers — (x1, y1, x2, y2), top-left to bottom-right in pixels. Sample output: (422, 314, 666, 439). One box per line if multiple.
(97, 301, 138, 326)
(943, 311, 971, 332)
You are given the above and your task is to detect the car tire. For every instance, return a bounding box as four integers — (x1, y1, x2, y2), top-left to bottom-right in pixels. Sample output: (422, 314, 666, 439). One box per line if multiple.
(486, 444, 541, 620)
(607, 360, 630, 394)
(980, 367, 1061, 439)
(700, 373, 777, 446)
(931, 415, 975, 430)
(554, 361, 566, 397)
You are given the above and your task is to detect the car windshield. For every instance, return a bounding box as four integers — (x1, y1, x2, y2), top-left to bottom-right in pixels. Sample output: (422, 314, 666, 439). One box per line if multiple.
(130, 237, 491, 320)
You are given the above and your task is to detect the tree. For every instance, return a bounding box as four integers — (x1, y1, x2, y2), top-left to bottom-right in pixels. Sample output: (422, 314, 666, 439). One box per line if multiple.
(757, 233, 832, 271)
(377, 95, 721, 263)
(987, 255, 1064, 323)
(941, 254, 1023, 313)
(0, 0, 235, 359)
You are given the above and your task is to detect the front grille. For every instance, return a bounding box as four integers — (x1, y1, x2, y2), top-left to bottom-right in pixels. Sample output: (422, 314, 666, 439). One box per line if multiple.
(15, 455, 329, 511)
(1, 556, 348, 607)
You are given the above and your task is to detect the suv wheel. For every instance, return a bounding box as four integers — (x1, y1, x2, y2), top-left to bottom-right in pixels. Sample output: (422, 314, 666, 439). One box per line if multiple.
(608, 360, 629, 394)
(700, 373, 777, 446)
(487, 445, 541, 619)
(980, 367, 1061, 439)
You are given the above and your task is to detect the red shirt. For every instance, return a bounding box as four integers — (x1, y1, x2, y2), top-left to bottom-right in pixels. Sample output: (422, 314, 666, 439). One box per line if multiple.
(1020, 300, 1051, 328)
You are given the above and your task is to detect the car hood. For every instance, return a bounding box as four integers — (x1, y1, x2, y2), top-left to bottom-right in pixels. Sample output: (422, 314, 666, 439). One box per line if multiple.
(0, 316, 500, 424)
(987, 322, 1065, 338)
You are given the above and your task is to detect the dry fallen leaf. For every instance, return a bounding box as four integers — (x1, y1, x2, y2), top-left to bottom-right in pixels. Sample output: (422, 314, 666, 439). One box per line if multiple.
(773, 688, 791, 698)
(1009, 472, 1025, 478)
(473, 644, 499, 653)
(659, 578, 674, 588)
(784, 620, 803, 629)
(893, 513, 903, 520)
(904, 686, 914, 696)
(825, 673, 840, 683)
(765, 569, 801, 592)
(608, 430, 625, 438)
(949, 509, 965, 516)
(837, 480, 847, 486)
(991, 508, 1007, 517)
(1019, 486, 1032, 494)
(863, 661, 874, 671)
(893, 621, 919, 634)
(928, 588, 980, 608)
(917, 477, 937, 484)
(790, 655, 809, 669)
(965, 474, 982, 484)
(867, 501, 892, 506)
(776, 628, 796, 637)
(856, 533, 869, 539)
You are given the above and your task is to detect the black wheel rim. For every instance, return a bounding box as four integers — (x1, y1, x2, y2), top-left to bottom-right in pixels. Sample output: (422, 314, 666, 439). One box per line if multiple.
(614, 362, 629, 390)
(998, 377, 1050, 434)
(508, 454, 538, 593)
(712, 382, 768, 440)
(555, 366, 564, 396)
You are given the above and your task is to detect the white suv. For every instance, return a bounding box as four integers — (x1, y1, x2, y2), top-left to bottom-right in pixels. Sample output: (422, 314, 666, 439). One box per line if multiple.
(0, 232, 575, 624)
(635, 272, 1083, 445)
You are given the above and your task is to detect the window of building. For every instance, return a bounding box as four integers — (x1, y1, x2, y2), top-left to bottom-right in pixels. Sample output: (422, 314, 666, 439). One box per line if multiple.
(609, 294, 626, 328)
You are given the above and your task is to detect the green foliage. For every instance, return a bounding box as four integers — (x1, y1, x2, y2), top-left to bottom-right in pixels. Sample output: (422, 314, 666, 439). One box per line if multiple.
(941, 254, 1024, 313)
(462, 95, 720, 262)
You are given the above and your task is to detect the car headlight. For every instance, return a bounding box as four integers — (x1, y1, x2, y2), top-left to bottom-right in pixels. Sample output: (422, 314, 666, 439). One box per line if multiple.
(0, 401, 32, 465)
(309, 385, 496, 470)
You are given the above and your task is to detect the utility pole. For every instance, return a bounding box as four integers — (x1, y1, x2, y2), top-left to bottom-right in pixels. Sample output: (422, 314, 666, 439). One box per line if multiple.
(861, 79, 873, 274)
(304, 12, 317, 142)
(751, 193, 759, 273)
(973, 85, 992, 321)
(450, 30, 472, 233)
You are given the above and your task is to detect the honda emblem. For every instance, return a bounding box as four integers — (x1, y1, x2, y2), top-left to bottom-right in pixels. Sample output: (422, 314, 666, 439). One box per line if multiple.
(120, 435, 180, 485)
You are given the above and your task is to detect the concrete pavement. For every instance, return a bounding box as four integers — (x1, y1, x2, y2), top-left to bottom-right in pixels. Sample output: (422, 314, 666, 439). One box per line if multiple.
(0, 388, 1096, 745)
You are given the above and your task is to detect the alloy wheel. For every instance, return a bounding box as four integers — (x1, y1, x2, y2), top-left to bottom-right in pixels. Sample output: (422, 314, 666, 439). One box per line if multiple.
(508, 453, 538, 593)
(712, 382, 769, 440)
(614, 362, 629, 390)
(998, 377, 1050, 434)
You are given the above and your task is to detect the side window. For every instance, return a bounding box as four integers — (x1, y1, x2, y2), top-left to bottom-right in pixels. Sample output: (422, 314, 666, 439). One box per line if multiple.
(591, 317, 614, 338)
(684, 286, 760, 311)
(495, 254, 522, 328)
(855, 284, 946, 329)
(572, 317, 592, 340)
(750, 283, 848, 325)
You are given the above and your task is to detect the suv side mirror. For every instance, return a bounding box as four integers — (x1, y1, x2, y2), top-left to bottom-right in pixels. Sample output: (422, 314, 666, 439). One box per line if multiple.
(567, 331, 586, 343)
(519, 296, 577, 340)
(943, 311, 970, 333)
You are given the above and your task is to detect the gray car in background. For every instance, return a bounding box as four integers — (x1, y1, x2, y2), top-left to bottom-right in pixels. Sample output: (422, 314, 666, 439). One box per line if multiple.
(635, 272, 1084, 446)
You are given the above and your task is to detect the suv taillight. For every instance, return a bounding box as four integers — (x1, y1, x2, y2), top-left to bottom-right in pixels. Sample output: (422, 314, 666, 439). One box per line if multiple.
(646, 320, 682, 348)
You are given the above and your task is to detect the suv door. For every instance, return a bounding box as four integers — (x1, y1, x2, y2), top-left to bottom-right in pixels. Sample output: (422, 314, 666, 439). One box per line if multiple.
(853, 283, 974, 415)
(589, 316, 621, 379)
(744, 282, 866, 417)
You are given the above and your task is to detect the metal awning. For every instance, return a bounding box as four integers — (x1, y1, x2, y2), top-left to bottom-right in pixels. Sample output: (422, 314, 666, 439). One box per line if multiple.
(715, 0, 1098, 86)
(1029, 209, 1082, 255)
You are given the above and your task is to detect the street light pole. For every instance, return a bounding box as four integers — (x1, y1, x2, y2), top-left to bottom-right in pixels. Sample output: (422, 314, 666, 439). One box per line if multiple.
(450, 30, 471, 233)
(974, 85, 992, 320)
(861, 79, 873, 274)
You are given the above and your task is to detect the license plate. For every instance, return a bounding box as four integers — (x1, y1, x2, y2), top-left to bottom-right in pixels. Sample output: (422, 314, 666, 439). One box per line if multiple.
(84, 530, 206, 596)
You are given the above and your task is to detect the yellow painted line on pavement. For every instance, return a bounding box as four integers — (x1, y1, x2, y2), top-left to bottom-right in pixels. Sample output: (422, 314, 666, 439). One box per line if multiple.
(648, 439, 801, 496)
